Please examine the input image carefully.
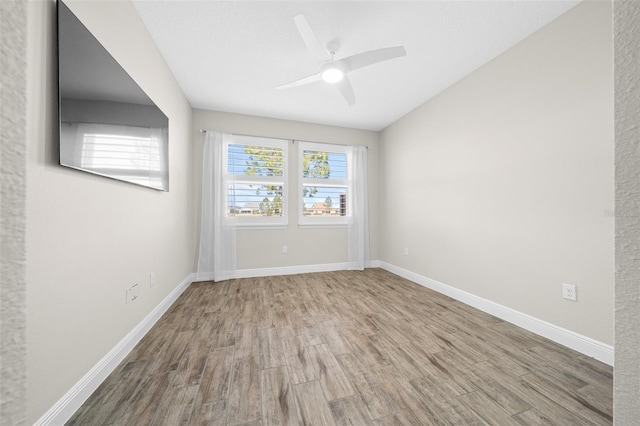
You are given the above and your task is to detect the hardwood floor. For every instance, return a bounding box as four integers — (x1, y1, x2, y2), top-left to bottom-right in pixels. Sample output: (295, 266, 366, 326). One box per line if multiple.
(67, 269, 613, 425)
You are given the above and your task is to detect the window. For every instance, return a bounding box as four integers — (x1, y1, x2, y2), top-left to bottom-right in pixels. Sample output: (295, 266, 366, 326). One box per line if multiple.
(224, 135, 288, 227)
(298, 141, 349, 227)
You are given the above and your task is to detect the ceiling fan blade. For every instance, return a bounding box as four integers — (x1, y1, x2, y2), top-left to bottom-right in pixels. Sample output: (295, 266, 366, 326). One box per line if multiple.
(277, 72, 322, 90)
(294, 14, 331, 64)
(336, 76, 355, 106)
(342, 46, 406, 72)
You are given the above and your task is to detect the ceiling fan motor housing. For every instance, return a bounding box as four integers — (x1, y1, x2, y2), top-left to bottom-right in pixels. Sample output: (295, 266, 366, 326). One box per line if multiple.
(320, 61, 348, 83)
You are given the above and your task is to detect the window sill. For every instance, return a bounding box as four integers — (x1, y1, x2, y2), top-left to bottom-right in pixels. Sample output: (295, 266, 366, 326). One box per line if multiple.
(298, 222, 348, 229)
(234, 223, 288, 230)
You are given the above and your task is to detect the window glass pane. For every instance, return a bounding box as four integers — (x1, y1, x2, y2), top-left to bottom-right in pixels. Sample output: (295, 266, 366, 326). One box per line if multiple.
(302, 186, 346, 217)
(229, 144, 284, 177)
(302, 150, 347, 180)
(228, 184, 284, 217)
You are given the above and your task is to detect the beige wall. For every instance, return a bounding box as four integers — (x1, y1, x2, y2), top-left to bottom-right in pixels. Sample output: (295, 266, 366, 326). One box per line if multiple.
(192, 109, 379, 271)
(614, 0, 640, 422)
(18, 0, 621, 422)
(25, 0, 195, 422)
(379, 1, 614, 345)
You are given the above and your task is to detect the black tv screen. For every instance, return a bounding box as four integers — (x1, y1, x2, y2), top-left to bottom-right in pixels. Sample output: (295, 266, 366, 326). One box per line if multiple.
(57, 0, 169, 191)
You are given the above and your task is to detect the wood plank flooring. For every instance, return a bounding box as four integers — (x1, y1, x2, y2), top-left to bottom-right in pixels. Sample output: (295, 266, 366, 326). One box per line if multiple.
(67, 269, 613, 425)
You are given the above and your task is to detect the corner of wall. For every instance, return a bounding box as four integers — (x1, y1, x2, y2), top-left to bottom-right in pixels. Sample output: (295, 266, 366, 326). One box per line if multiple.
(614, 0, 640, 421)
(1, 0, 28, 423)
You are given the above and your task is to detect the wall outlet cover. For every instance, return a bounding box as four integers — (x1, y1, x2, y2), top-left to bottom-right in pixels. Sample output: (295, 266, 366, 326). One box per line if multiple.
(562, 283, 577, 301)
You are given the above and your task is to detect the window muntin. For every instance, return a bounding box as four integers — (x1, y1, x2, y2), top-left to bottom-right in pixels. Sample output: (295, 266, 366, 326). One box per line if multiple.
(298, 142, 349, 226)
(225, 136, 288, 227)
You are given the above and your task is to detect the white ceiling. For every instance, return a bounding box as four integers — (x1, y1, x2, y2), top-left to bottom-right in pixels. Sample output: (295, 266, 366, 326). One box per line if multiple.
(132, 1, 581, 131)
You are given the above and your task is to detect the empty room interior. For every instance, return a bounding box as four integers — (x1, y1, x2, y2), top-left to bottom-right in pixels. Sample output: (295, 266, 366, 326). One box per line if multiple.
(7, 0, 640, 424)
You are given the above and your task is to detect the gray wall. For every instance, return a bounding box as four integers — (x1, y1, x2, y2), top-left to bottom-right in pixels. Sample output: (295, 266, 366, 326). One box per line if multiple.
(379, 0, 614, 345)
(1, 0, 28, 424)
(25, 0, 195, 422)
(614, 1, 640, 423)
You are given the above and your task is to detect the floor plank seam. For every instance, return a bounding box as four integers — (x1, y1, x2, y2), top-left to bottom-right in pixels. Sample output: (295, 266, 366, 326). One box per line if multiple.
(66, 269, 613, 426)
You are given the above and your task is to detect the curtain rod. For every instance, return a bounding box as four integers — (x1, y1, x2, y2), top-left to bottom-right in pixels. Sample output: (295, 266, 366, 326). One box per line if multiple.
(199, 129, 368, 149)
(199, 129, 289, 143)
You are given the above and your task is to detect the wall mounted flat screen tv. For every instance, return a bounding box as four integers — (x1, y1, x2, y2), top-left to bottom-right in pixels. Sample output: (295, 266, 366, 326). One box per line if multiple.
(57, 0, 169, 191)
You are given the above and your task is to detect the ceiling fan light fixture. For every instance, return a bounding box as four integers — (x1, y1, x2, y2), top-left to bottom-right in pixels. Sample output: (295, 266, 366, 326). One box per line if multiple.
(321, 66, 344, 83)
(279, 14, 407, 105)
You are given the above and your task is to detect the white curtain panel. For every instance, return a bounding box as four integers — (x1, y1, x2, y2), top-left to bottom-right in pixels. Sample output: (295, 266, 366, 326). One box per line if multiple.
(347, 145, 371, 270)
(196, 131, 236, 281)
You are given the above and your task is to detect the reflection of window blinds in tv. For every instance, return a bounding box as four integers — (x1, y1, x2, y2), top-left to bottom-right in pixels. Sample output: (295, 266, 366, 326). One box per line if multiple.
(81, 133, 161, 171)
(68, 123, 168, 188)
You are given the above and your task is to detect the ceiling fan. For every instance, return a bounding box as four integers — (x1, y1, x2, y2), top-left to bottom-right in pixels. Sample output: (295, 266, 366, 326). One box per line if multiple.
(277, 14, 407, 106)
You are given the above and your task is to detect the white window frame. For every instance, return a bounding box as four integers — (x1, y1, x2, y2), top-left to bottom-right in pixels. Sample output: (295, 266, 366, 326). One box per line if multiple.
(223, 135, 288, 229)
(298, 141, 350, 228)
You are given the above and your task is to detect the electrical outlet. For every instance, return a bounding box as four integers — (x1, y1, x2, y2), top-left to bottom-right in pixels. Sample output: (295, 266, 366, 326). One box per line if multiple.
(282, 245, 288, 254)
(404, 247, 409, 256)
(562, 283, 577, 301)
(149, 273, 155, 287)
(126, 283, 140, 304)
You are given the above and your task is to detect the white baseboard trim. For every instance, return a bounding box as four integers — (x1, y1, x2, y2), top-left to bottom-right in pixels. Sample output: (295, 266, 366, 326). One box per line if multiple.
(34, 273, 196, 426)
(378, 262, 614, 366)
(36, 261, 612, 426)
(368, 260, 382, 268)
(235, 262, 350, 279)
